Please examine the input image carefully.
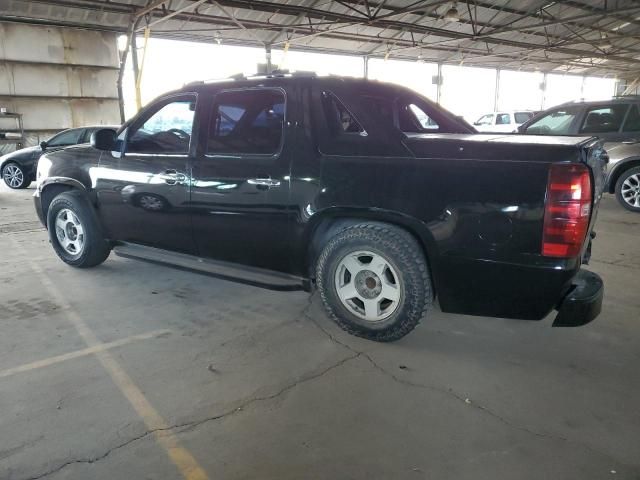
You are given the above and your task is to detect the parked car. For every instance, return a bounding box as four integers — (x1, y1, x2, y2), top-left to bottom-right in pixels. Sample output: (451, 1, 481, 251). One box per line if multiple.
(472, 111, 535, 133)
(519, 97, 640, 212)
(1, 126, 118, 189)
(33, 75, 606, 342)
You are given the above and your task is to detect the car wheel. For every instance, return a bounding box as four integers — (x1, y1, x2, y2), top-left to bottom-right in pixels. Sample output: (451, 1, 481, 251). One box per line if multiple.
(46, 190, 111, 268)
(615, 166, 640, 213)
(316, 223, 432, 342)
(2, 162, 30, 189)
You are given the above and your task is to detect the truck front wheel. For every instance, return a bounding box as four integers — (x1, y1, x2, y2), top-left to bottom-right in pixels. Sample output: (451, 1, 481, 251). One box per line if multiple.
(316, 223, 432, 342)
(47, 191, 111, 268)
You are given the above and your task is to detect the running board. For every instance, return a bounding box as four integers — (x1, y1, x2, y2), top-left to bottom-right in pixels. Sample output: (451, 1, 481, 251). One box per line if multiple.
(113, 243, 306, 292)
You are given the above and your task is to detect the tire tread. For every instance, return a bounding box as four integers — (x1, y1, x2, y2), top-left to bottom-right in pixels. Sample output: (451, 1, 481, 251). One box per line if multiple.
(47, 191, 111, 268)
(316, 222, 432, 342)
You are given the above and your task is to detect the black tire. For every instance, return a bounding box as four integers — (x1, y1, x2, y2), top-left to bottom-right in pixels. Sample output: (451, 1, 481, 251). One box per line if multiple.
(615, 166, 640, 213)
(46, 190, 111, 268)
(2, 162, 30, 189)
(316, 223, 432, 342)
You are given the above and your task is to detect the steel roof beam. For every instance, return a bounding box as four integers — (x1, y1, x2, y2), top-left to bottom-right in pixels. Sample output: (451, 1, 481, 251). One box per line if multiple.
(208, 0, 640, 64)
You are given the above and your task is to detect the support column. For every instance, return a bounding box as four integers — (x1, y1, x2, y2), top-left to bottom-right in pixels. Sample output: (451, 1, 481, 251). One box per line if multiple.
(117, 37, 130, 123)
(436, 63, 443, 104)
(363, 55, 369, 79)
(265, 44, 272, 74)
(494, 69, 501, 111)
(130, 32, 141, 111)
(540, 72, 548, 110)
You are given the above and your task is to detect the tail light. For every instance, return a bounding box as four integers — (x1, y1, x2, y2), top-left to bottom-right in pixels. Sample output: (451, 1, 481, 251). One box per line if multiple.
(542, 163, 592, 258)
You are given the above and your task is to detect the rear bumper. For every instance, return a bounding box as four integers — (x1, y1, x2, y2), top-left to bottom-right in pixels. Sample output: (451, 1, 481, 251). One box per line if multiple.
(553, 269, 603, 327)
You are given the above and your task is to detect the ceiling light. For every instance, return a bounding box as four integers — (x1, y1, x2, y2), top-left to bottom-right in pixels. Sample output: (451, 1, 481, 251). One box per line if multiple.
(444, 3, 460, 22)
(600, 34, 612, 49)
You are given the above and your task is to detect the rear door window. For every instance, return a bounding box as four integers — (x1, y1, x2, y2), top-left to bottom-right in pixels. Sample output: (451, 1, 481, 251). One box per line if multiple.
(496, 113, 511, 125)
(207, 89, 285, 156)
(523, 106, 581, 135)
(579, 104, 629, 134)
(622, 104, 640, 132)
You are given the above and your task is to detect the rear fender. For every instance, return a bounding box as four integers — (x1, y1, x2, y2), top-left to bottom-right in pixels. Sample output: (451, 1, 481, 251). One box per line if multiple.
(303, 207, 439, 290)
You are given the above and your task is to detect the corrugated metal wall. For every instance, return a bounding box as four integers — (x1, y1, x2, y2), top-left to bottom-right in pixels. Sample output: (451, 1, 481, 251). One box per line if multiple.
(0, 22, 120, 153)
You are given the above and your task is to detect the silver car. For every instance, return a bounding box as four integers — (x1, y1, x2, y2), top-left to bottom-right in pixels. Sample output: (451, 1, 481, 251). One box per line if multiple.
(519, 97, 640, 212)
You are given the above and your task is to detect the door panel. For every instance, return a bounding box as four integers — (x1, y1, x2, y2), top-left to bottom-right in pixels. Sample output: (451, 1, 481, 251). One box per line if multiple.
(190, 87, 294, 273)
(95, 94, 197, 254)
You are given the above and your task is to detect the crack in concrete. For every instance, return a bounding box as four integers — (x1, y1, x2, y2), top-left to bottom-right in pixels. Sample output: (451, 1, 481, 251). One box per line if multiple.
(15, 294, 639, 479)
(303, 299, 639, 471)
(15, 297, 359, 480)
(18, 429, 157, 480)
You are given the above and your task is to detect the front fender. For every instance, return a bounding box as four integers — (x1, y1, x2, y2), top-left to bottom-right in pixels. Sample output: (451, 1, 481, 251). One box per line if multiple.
(36, 177, 94, 228)
(38, 176, 87, 194)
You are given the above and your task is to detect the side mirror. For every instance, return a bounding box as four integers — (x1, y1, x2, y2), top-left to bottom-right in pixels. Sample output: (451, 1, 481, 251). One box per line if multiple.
(473, 121, 480, 126)
(91, 128, 117, 151)
(40, 141, 48, 150)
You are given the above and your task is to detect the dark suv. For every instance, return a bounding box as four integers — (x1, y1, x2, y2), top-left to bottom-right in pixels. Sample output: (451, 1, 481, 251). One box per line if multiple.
(33, 75, 606, 341)
(519, 97, 640, 212)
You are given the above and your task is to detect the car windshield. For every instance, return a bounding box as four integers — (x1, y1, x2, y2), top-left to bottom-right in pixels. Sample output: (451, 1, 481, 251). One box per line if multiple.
(524, 106, 581, 135)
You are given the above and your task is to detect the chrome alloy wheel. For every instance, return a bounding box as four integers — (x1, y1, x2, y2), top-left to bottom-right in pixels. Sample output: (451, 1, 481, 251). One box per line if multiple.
(55, 208, 85, 256)
(621, 173, 640, 208)
(334, 250, 401, 322)
(3, 164, 23, 188)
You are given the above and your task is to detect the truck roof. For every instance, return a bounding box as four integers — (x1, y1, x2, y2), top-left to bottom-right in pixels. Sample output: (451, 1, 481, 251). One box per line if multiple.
(174, 73, 412, 96)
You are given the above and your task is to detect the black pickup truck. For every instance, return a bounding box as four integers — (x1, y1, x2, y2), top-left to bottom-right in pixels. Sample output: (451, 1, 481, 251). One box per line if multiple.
(33, 75, 607, 341)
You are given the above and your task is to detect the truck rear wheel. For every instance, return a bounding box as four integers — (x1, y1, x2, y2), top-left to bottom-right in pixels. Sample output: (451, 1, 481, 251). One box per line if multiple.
(615, 166, 640, 212)
(47, 191, 111, 268)
(316, 223, 432, 342)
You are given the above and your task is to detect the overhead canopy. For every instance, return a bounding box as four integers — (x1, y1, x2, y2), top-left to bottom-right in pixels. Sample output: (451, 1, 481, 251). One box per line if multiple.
(2, 0, 640, 78)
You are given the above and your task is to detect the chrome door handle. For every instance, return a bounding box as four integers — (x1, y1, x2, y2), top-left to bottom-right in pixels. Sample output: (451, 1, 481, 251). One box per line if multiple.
(159, 170, 187, 185)
(247, 178, 281, 187)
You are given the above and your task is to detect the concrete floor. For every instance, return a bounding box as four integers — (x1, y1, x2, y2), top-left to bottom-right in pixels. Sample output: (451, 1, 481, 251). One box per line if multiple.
(1, 182, 639, 480)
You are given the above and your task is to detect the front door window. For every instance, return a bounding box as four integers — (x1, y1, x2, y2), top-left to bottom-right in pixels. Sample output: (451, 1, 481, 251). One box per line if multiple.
(127, 97, 196, 154)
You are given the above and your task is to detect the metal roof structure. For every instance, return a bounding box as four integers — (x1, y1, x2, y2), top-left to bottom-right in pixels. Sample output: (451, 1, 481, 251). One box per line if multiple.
(2, 0, 640, 78)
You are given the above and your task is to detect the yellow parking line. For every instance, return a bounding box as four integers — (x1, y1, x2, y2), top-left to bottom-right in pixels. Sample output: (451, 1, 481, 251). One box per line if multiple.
(0, 329, 170, 379)
(12, 237, 209, 480)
